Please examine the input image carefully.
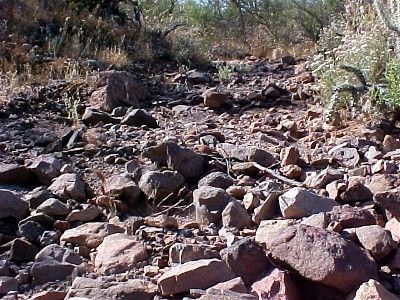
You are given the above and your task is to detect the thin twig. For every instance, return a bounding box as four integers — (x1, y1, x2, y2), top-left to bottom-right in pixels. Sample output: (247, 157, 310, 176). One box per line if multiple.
(252, 162, 304, 187)
(152, 199, 185, 216)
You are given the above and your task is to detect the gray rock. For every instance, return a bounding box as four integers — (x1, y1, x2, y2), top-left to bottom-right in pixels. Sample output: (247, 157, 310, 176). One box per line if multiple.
(19, 221, 45, 242)
(25, 187, 54, 209)
(82, 107, 119, 126)
(142, 142, 205, 182)
(0, 276, 18, 295)
(36, 198, 69, 216)
(139, 170, 185, 203)
(279, 187, 338, 219)
(121, 108, 158, 128)
(216, 143, 277, 167)
(222, 200, 252, 230)
(169, 243, 220, 265)
(48, 173, 86, 201)
(28, 154, 62, 185)
(193, 186, 232, 225)
(0, 190, 29, 220)
(198, 172, 234, 189)
(107, 175, 141, 207)
(31, 244, 82, 284)
(66, 205, 101, 222)
(10, 238, 38, 262)
(221, 238, 269, 285)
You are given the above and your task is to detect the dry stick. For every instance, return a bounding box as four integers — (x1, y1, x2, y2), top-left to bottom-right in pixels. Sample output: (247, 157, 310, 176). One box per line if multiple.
(252, 162, 304, 187)
(152, 199, 186, 217)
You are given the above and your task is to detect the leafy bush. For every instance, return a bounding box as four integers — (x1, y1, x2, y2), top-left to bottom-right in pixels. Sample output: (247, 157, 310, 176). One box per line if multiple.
(310, 0, 396, 124)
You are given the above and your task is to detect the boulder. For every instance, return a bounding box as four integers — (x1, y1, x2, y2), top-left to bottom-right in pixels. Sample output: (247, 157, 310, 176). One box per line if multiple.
(0, 190, 29, 220)
(279, 188, 338, 219)
(264, 225, 378, 293)
(121, 109, 158, 128)
(255, 219, 296, 247)
(95, 233, 148, 275)
(10, 238, 38, 262)
(222, 200, 252, 230)
(193, 186, 232, 225)
(89, 70, 150, 112)
(60, 222, 124, 249)
(216, 143, 276, 168)
(0, 163, 34, 185)
(221, 238, 269, 285)
(0, 276, 18, 295)
(142, 142, 205, 182)
(203, 89, 229, 109)
(28, 154, 62, 185)
(66, 277, 157, 300)
(139, 170, 185, 203)
(348, 279, 398, 300)
(66, 205, 101, 222)
(280, 147, 299, 167)
(81, 107, 119, 126)
(198, 172, 234, 189)
(107, 175, 141, 207)
(355, 225, 397, 261)
(31, 244, 82, 284)
(251, 268, 299, 300)
(329, 205, 377, 229)
(157, 259, 235, 296)
(36, 198, 69, 216)
(374, 188, 400, 218)
(48, 173, 86, 202)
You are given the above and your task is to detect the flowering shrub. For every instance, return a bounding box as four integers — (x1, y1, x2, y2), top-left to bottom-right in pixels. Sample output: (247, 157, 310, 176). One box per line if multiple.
(310, 0, 400, 124)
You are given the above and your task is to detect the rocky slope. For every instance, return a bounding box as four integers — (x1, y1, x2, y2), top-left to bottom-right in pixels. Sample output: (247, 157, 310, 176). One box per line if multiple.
(1, 56, 400, 300)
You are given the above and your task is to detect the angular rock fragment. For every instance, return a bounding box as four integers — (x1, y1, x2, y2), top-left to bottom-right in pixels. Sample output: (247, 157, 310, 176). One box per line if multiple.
(221, 238, 269, 285)
(279, 187, 338, 219)
(0, 190, 29, 220)
(355, 225, 397, 261)
(95, 233, 148, 275)
(193, 186, 232, 225)
(48, 173, 86, 201)
(157, 259, 235, 296)
(60, 222, 124, 249)
(139, 170, 184, 203)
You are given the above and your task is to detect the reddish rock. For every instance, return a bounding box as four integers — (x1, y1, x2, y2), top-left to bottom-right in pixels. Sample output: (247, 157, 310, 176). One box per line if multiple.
(221, 238, 269, 285)
(95, 233, 148, 275)
(280, 147, 300, 167)
(355, 225, 397, 261)
(348, 279, 398, 300)
(89, 70, 150, 112)
(157, 259, 235, 295)
(328, 205, 377, 229)
(203, 88, 229, 109)
(251, 268, 299, 300)
(264, 225, 378, 293)
(374, 188, 400, 218)
(340, 179, 373, 203)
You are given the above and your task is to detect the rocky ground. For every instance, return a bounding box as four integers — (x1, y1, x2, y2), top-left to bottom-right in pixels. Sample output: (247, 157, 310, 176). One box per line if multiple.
(1, 56, 400, 300)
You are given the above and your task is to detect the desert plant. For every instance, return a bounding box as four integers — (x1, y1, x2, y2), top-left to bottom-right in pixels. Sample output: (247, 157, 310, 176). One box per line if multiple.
(217, 65, 233, 83)
(310, 0, 392, 123)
